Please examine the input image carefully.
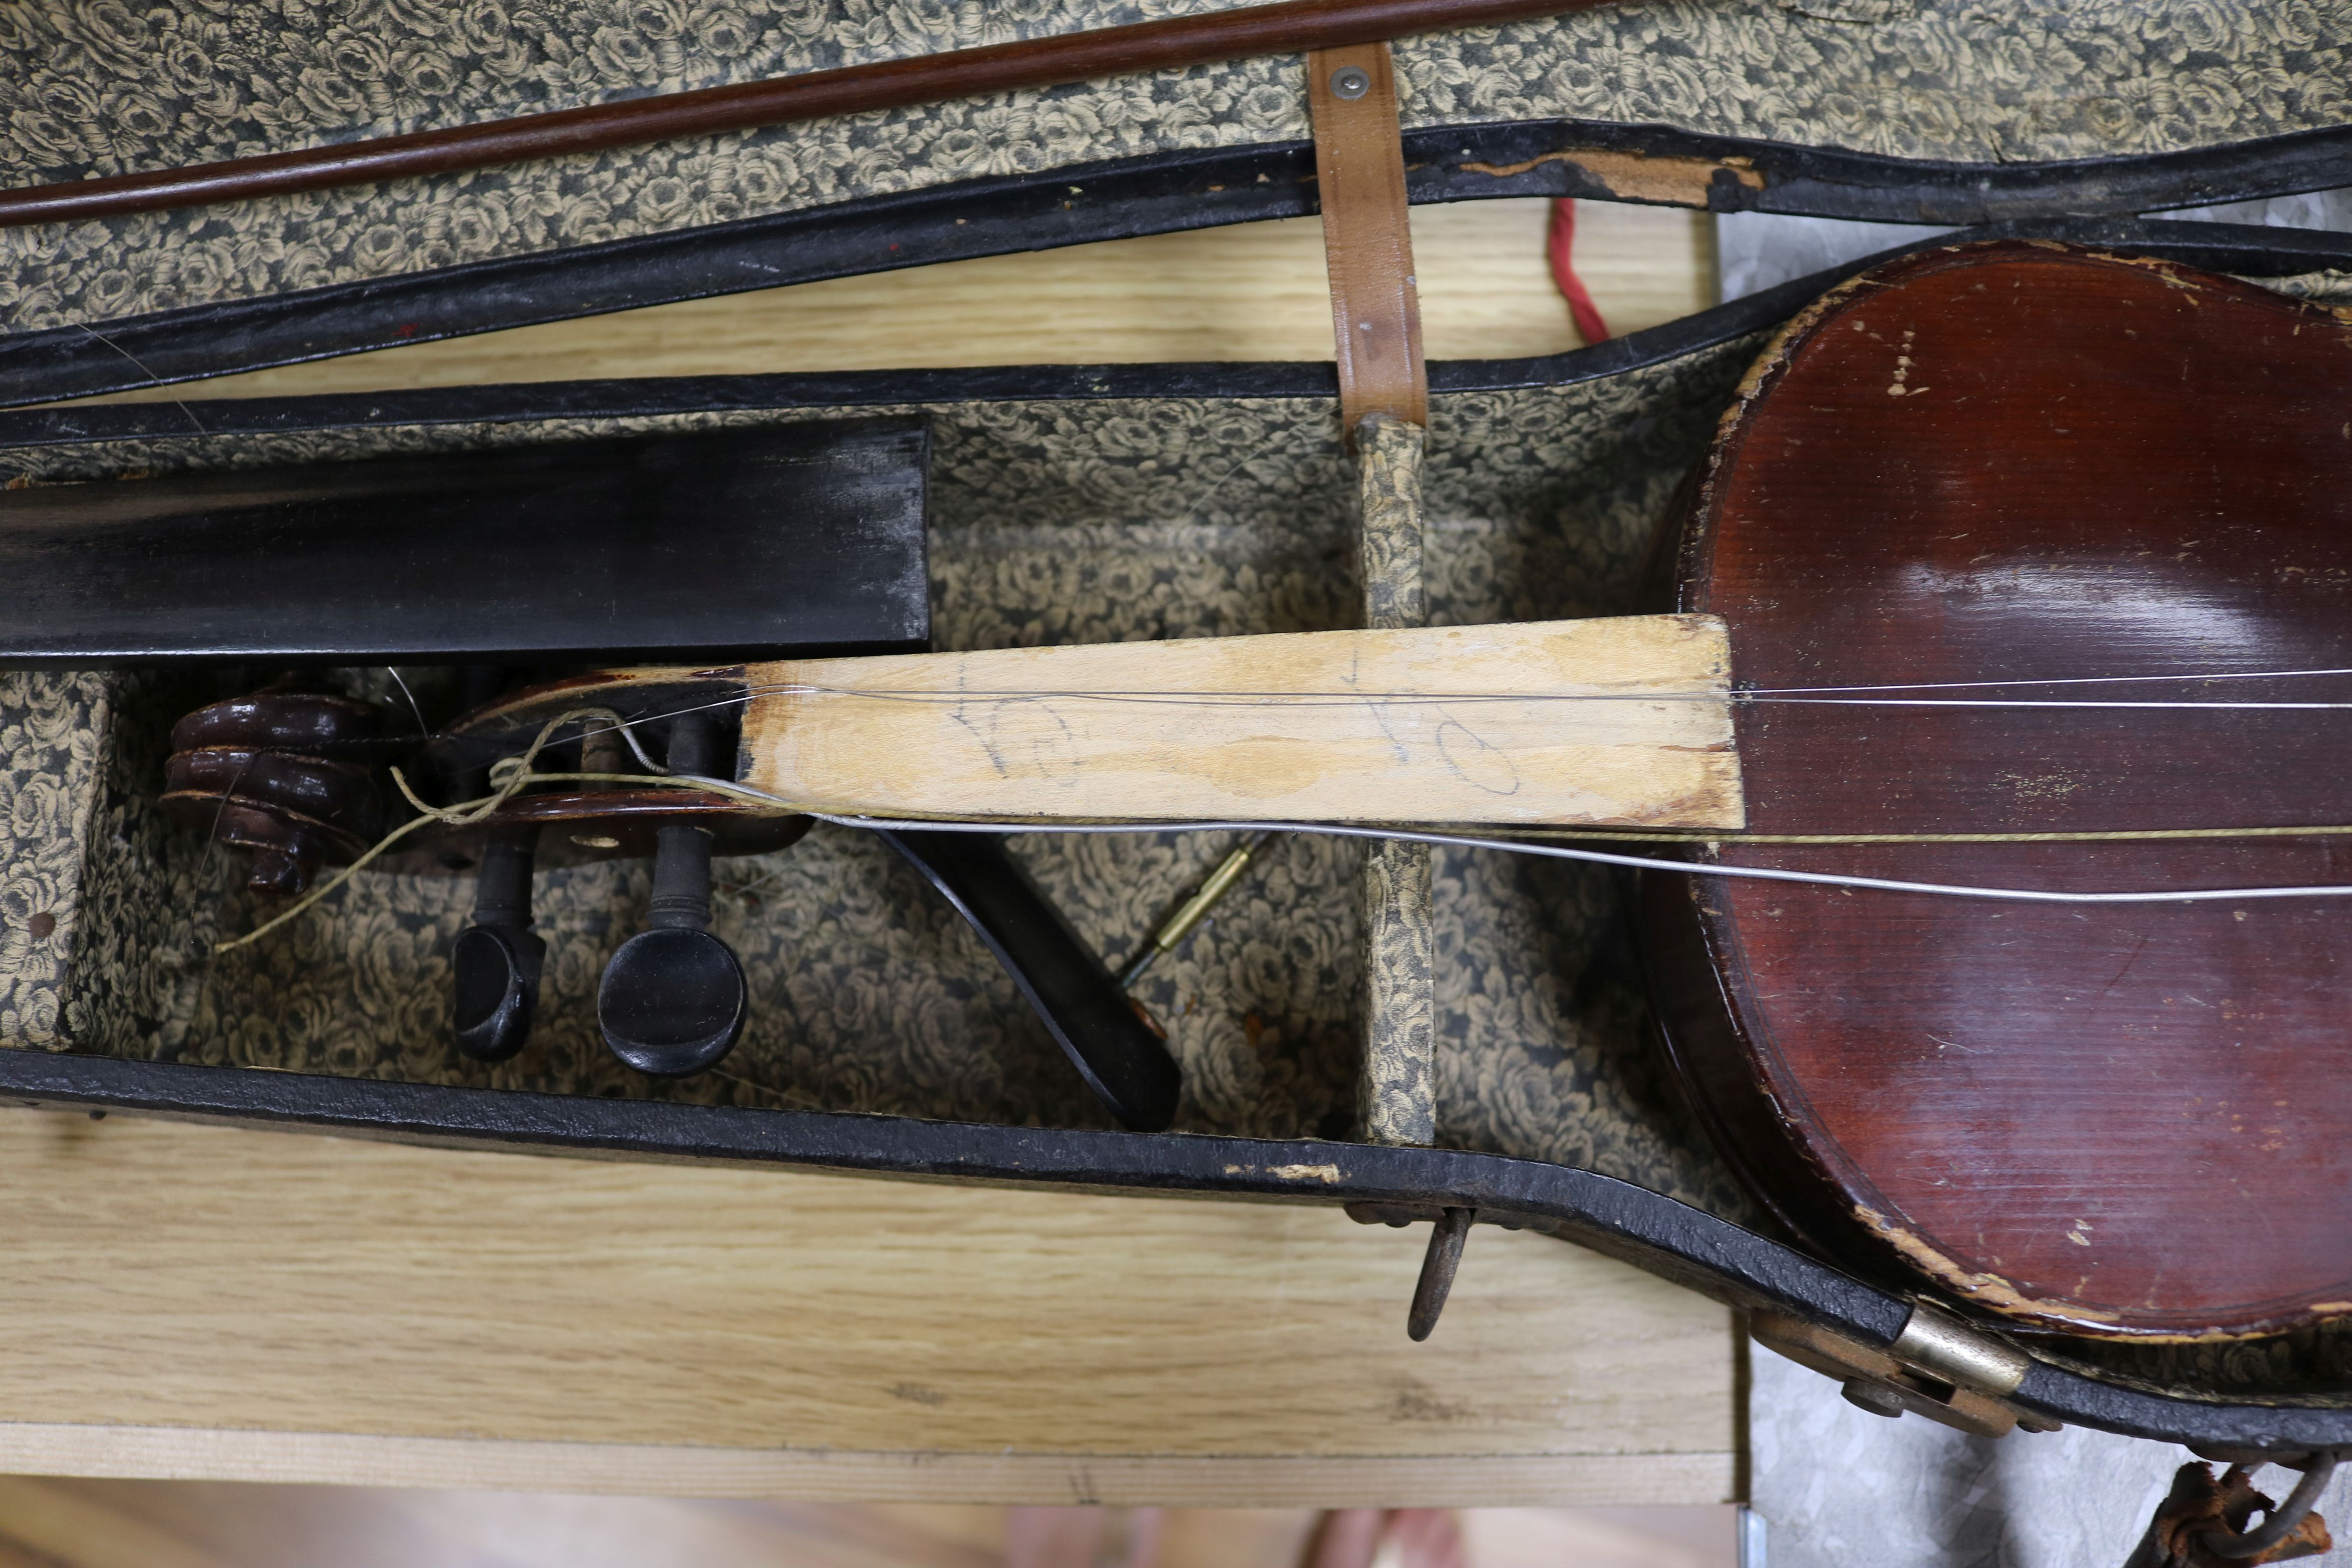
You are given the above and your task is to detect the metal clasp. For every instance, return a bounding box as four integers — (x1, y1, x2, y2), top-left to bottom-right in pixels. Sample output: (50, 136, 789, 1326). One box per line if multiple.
(1752, 1301, 2060, 1439)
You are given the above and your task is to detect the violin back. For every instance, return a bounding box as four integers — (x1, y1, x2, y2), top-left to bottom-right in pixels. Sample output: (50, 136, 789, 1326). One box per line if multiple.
(1647, 241, 2352, 1341)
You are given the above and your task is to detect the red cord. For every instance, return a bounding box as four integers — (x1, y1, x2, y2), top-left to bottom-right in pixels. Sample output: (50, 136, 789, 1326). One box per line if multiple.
(1546, 196, 1611, 344)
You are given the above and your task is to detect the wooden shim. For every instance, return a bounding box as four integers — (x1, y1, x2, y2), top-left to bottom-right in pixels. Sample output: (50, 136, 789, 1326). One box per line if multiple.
(0, 1113, 1737, 1501)
(0, 1427, 1735, 1505)
(741, 616, 1745, 827)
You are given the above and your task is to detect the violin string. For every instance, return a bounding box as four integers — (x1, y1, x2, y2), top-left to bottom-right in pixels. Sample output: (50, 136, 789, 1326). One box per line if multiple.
(271, 662, 2352, 944)
(181, 653, 2352, 949)
(1481, 822, 2352, 845)
(387, 758, 2352, 906)
(1740, 665, 2352, 694)
(382, 667, 430, 737)
(474, 770, 2352, 850)
(445, 689, 2352, 851)
(751, 801, 2352, 907)
(746, 663, 2352, 698)
(215, 763, 2352, 956)
(440, 660, 2352, 751)
(1746, 697, 2352, 710)
(718, 678, 2352, 713)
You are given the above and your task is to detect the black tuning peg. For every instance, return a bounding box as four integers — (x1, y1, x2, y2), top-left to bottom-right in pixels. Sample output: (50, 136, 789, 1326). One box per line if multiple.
(451, 826, 544, 1062)
(597, 713, 748, 1077)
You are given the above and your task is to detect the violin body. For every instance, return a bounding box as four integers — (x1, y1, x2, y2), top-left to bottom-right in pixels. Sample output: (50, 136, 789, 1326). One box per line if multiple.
(1646, 241, 2352, 1341)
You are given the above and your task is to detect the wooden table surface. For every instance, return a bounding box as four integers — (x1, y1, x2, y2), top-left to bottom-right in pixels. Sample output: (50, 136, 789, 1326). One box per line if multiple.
(0, 1113, 1735, 1504)
(13, 198, 1740, 1505)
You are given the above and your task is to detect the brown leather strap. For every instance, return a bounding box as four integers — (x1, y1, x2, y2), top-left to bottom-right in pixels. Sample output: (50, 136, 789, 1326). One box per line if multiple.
(1319, 47, 1434, 1145)
(1308, 42, 1428, 433)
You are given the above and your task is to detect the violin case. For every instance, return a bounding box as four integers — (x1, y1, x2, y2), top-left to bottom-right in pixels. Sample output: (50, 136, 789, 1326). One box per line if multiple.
(4, 0, 2352, 1455)
(4, 0, 2352, 404)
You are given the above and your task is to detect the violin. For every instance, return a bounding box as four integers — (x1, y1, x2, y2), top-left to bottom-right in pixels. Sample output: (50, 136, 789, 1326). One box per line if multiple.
(1644, 239, 2352, 1344)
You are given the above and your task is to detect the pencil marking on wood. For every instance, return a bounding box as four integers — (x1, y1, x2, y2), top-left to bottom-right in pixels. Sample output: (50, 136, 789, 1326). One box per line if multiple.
(742, 619, 1745, 827)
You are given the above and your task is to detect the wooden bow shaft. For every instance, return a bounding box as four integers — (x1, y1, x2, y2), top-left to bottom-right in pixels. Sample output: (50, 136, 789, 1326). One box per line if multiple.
(0, 0, 1622, 228)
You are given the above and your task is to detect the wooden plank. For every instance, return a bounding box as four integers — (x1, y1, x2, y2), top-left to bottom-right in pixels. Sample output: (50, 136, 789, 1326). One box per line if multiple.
(743, 617, 1744, 827)
(0, 1429, 1731, 1508)
(67, 199, 1713, 401)
(0, 1112, 1736, 1503)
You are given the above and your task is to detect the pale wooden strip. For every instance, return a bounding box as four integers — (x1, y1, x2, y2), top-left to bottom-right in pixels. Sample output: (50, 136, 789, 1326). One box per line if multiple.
(70, 200, 1712, 403)
(0, 1424, 1734, 1507)
(742, 617, 1743, 828)
(0, 1113, 1733, 1484)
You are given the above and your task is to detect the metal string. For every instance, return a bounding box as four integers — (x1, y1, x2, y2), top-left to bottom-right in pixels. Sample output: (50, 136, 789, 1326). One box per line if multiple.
(241, 657, 2352, 944)
(717, 671, 2352, 712)
(1740, 665, 2352, 694)
(435, 662, 2352, 740)
(452, 682, 2352, 862)
(670, 784, 2352, 907)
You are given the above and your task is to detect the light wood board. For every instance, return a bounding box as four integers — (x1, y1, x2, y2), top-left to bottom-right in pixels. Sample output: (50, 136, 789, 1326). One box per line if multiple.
(0, 1111, 1735, 1503)
(69, 198, 1714, 402)
(746, 618, 1743, 826)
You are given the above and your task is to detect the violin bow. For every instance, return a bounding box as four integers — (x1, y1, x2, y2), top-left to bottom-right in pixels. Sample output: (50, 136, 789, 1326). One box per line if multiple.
(0, 0, 1622, 229)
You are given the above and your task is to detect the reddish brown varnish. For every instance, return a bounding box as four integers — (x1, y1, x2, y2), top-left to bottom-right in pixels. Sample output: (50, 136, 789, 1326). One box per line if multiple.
(1645, 241, 2352, 1341)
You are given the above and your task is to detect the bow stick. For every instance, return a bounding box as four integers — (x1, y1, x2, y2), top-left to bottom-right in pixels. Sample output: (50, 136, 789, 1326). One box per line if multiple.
(0, 0, 1621, 229)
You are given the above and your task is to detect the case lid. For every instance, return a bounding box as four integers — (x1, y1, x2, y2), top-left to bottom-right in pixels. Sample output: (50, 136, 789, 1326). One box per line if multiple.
(0, 0, 2347, 401)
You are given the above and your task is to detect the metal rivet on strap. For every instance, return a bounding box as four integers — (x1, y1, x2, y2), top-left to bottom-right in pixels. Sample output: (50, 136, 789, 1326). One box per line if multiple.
(1329, 65, 1371, 99)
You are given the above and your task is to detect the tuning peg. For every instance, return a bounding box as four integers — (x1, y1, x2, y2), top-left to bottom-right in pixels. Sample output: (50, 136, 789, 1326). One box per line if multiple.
(597, 713, 749, 1077)
(451, 826, 544, 1062)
